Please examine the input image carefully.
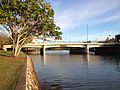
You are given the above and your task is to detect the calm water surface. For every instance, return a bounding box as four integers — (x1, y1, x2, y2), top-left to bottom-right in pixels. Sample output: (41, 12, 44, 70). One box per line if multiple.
(30, 50, 120, 90)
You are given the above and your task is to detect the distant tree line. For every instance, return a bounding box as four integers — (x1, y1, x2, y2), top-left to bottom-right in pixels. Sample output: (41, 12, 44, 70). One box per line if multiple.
(0, 33, 12, 49)
(115, 34, 120, 42)
(104, 34, 120, 43)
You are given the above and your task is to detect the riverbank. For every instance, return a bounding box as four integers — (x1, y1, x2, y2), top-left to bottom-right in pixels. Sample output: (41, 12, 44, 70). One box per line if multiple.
(15, 55, 40, 90)
(0, 51, 26, 90)
(0, 50, 40, 90)
(26, 55, 39, 90)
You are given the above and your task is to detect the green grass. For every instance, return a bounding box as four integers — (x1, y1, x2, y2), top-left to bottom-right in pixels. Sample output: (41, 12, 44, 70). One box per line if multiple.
(0, 50, 13, 56)
(0, 50, 26, 90)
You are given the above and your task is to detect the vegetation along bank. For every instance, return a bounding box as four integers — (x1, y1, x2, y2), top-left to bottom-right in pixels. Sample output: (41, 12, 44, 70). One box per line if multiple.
(0, 50, 39, 90)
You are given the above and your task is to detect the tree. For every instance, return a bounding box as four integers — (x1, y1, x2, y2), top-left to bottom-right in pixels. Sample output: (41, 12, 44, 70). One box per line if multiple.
(0, 0, 62, 56)
(115, 34, 120, 42)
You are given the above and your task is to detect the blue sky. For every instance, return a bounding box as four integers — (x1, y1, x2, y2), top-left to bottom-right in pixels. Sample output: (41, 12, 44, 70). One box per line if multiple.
(45, 0, 120, 41)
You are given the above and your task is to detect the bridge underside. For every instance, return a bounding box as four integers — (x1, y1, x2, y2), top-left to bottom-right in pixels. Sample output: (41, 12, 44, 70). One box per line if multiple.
(40, 47, 95, 55)
(41, 47, 89, 55)
(34, 46, 120, 56)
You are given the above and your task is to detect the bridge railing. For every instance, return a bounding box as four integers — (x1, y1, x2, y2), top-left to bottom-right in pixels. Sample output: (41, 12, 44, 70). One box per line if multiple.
(31, 41, 99, 44)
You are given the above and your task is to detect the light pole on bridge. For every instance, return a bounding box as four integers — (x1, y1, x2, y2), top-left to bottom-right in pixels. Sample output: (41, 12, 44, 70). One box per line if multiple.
(86, 25, 88, 42)
(80, 24, 89, 42)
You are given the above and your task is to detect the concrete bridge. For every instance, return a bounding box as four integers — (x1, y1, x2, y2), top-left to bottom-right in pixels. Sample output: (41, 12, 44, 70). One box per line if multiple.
(3, 42, 120, 55)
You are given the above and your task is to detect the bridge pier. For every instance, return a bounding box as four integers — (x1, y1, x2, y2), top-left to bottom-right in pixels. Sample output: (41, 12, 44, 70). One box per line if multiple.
(3, 47, 7, 51)
(85, 45, 89, 54)
(40, 45, 46, 56)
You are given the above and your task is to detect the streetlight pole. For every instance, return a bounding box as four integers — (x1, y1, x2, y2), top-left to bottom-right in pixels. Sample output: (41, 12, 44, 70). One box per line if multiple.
(87, 25, 88, 42)
(69, 32, 71, 42)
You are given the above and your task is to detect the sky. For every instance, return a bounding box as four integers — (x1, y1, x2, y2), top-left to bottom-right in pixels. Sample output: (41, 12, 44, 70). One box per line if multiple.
(45, 0, 120, 41)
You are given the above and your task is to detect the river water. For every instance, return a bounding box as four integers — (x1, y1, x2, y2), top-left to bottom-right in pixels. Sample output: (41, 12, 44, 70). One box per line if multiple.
(29, 50, 120, 90)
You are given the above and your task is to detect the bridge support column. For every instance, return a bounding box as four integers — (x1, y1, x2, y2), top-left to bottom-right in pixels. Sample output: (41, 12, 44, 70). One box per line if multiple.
(3, 47, 7, 51)
(40, 45, 46, 56)
(85, 45, 89, 54)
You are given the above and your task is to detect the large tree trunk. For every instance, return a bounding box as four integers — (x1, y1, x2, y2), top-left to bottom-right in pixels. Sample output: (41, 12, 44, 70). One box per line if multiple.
(13, 39, 15, 56)
(14, 45, 22, 57)
(13, 34, 29, 56)
(16, 46, 22, 56)
(13, 36, 23, 57)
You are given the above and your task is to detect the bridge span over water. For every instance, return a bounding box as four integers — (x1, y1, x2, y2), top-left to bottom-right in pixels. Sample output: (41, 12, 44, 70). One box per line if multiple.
(3, 42, 120, 55)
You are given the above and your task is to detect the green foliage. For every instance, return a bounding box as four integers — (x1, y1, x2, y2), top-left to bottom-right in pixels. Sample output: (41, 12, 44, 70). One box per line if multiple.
(115, 34, 120, 42)
(0, 0, 62, 39)
(0, 50, 13, 56)
(0, 0, 62, 56)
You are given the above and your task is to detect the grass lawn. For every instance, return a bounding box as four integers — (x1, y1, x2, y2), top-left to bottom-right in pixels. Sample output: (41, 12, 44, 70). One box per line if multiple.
(0, 50, 26, 90)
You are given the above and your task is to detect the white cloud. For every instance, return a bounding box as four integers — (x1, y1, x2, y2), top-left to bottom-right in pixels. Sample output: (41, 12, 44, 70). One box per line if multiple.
(91, 13, 120, 25)
(53, 0, 120, 30)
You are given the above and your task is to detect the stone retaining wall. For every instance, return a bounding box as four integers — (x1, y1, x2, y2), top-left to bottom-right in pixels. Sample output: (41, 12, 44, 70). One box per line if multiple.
(26, 56, 40, 90)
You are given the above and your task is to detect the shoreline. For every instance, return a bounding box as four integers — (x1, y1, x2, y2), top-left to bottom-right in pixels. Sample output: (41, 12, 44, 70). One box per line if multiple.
(26, 55, 40, 90)
(16, 55, 40, 90)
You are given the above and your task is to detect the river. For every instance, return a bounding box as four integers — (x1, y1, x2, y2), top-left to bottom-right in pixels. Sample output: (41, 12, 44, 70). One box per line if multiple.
(29, 50, 120, 90)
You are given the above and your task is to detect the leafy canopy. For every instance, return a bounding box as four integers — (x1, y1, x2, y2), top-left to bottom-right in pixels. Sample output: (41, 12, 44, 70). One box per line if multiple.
(0, 0, 62, 41)
(0, 0, 62, 56)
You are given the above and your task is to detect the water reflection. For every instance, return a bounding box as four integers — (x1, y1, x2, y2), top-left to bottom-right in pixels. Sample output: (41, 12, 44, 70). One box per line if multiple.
(30, 51, 120, 90)
(41, 54, 47, 65)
